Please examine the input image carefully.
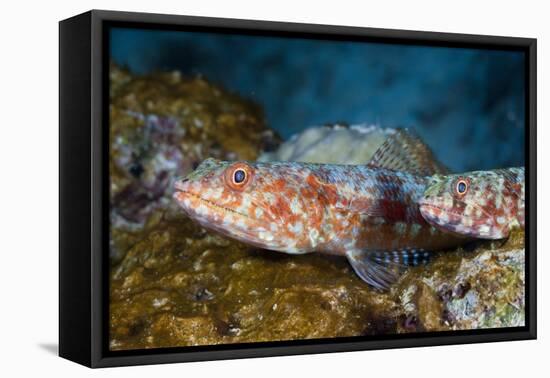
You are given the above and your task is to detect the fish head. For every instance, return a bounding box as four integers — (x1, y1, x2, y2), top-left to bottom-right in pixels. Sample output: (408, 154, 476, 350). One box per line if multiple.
(173, 158, 317, 252)
(418, 172, 509, 239)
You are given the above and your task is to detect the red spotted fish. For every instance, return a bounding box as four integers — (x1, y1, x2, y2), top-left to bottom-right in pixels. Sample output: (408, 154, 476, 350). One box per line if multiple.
(418, 167, 524, 239)
(173, 131, 466, 289)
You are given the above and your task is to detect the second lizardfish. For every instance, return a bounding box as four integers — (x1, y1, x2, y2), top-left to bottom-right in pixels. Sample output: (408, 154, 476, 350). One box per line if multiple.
(173, 131, 467, 290)
(418, 167, 524, 239)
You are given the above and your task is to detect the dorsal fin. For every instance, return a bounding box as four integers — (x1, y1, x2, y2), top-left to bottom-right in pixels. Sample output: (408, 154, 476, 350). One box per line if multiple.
(368, 129, 448, 176)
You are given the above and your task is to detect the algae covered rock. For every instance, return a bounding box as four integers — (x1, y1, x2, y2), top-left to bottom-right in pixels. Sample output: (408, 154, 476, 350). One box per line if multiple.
(394, 230, 525, 332)
(110, 206, 525, 349)
(109, 210, 397, 350)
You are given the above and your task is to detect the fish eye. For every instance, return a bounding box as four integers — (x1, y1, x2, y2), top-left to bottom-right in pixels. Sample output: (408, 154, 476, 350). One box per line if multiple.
(233, 169, 246, 184)
(455, 178, 469, 196)
(225, 162, 253, 190)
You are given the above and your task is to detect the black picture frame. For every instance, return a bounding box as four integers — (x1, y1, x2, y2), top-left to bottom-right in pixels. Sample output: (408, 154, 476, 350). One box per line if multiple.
(59, 9, 537, 368)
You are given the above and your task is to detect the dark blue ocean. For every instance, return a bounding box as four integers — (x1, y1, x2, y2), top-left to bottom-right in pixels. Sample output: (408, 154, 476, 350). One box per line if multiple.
(110, 28, 525, 172)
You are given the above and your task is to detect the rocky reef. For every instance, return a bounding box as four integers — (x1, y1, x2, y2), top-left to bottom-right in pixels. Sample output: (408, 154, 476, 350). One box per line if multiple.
(109, 65, 525, 351)
(110, 207, 524, 350)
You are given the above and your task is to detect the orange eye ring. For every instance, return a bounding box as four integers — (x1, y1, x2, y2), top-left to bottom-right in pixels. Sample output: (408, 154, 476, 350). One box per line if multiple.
(224, 162, 253, 191)
(454, 177, 469, 197)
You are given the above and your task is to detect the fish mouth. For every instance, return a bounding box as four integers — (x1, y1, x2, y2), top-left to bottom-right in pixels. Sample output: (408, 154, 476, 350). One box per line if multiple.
(418, 203, 464, 227)
(418, 202, 497, 240)
(174, 179, 189, 192)
(418, 202, 453, 216)
(419, 201, 493, 223)
(172, 177, 281, 235)
(173, 189, 251, 220)
(417, 203, 473, 240)
(173, 188, 275, 244)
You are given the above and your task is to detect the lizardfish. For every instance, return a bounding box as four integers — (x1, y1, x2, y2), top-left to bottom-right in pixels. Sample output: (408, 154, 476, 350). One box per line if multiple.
(173, 131, 466, 289)
(418, 167, 525, 239)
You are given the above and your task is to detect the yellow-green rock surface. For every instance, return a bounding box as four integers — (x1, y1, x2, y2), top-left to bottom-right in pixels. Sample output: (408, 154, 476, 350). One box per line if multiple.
(110, 209, 524, 350)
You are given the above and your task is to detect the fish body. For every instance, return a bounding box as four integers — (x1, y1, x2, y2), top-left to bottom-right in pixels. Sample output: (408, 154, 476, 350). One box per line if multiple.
(173, 133, 467, 290)
(419, 167, 524, 239)
(174, 160, 463, 255)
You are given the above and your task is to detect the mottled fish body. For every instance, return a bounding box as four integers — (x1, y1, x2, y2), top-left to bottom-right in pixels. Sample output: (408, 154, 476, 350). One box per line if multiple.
(175, 161, 463, 253)
(419, 167, 525, 239)
(173, 131, 466, 289)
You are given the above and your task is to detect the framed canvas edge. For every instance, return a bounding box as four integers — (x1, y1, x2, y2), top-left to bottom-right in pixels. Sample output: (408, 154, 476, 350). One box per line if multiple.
(59, 10, 93, 367)
(526, 36, 537, 341)
(93, 330, 535, 368)
(84, 9, 537, 46)
(79, 9, 537, 368)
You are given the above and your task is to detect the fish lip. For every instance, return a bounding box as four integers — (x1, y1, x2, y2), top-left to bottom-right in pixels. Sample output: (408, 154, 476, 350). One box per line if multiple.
(418, 201, 443, 218)
(172, 179, 190, 203)
(172, 189, 192, 216)
(419, 202, 493, 224)
(418, 203, 440, 223)
(417, 199, 429, 208)
(172, 181, 274, 229)
(418, 202, 463, 222)
(418, 202, 459, 225)
(173, 179, 189, 192)
(172, 189, 187, 201)
(418, 202, 438, 213)
(173, 188, 253, 221)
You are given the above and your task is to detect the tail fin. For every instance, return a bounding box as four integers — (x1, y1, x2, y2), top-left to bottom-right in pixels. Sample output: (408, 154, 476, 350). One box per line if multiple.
(346, 249, 431, 290)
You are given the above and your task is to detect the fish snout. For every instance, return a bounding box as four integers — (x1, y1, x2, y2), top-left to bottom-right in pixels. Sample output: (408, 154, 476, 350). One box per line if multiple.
(417, 196, 436, 214)
(416, 198, 429, 208)
(417, 200, 443, 225)
(174, 177, 190, 192)
(173, 177, 193, 204)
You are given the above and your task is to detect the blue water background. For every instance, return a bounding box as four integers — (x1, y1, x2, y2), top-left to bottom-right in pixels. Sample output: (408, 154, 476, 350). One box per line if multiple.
(110, 28, 525, 172)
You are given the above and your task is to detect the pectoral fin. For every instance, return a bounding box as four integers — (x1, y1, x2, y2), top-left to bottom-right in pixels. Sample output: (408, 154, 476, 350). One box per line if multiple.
(345, 249, 431, 290)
